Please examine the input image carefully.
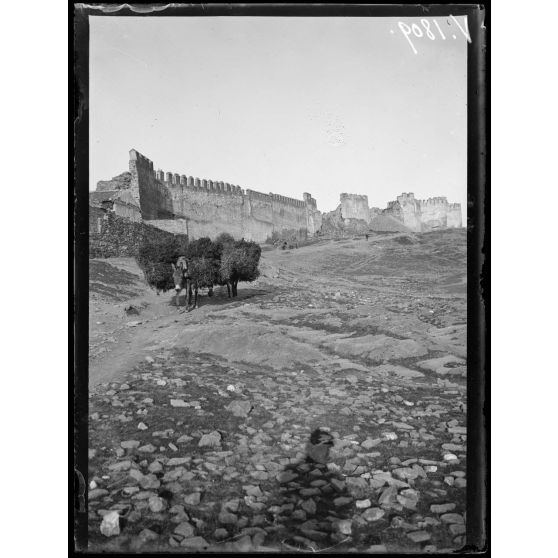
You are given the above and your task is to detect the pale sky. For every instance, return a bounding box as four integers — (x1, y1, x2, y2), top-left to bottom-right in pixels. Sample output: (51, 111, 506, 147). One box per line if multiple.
(90, 16, 467, 217)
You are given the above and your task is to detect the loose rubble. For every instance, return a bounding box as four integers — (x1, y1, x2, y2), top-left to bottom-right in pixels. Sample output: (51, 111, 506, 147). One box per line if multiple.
(88, 231, 467, 552)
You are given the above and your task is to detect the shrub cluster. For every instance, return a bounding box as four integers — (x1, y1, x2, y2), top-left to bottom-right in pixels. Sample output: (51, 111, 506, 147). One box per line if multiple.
(136, 235, 189, 292)
(135, 233, 261, 298)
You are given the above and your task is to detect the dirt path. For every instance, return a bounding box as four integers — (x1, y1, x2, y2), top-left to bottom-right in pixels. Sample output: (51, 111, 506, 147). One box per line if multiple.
(87, 230, 467, 553)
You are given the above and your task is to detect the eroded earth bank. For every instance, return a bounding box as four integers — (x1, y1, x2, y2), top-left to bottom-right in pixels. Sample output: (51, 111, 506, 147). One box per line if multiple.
(87, 229, 467, 553)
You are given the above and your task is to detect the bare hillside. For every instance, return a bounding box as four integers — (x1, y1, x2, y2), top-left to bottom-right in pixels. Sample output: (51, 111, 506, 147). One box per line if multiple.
(87, 229, 467, 552)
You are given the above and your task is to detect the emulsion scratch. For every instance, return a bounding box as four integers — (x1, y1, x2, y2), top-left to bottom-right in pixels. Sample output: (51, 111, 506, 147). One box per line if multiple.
(82, 3, 172, 13)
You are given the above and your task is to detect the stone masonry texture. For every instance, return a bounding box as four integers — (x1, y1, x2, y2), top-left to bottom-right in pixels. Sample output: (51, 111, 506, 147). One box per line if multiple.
(90, 150, 461, 250)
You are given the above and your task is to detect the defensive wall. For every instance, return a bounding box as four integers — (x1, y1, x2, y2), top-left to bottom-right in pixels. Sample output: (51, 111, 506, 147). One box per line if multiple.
(89, 205, 187, 258)
(326, 192, 462, 235)
(123, 149, 322, 242)
(91, 150, 460, 252)
(340, 193, 370, 222)
(383, 192, 462, 232)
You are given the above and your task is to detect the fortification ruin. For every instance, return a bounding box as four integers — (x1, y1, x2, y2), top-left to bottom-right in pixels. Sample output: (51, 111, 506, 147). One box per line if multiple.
(90, 150, 462, 254)
(383, 192, 462, 232)
(328, 192, 462, 234)
(92, 149, 322, 243)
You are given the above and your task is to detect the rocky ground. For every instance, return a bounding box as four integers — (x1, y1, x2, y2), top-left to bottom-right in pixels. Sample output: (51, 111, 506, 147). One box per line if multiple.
(87, 229, 467, 553)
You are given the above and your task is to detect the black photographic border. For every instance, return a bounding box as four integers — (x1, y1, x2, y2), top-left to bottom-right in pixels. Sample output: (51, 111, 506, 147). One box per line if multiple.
(72, 3, 488, 554)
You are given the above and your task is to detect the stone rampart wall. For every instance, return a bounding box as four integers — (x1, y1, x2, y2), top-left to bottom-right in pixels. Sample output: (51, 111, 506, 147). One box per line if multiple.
(122, 149, 318, 242)
(89, 206, 186, 258)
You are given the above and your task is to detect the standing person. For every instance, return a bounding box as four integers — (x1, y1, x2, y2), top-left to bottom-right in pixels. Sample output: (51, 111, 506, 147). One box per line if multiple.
(365, 233, 369, 241)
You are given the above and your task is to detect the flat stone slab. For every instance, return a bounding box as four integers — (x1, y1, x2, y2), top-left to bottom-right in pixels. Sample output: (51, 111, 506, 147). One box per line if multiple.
(329, 334, 428, 362)
(375, 364, 424, 379)
(416, 355, 466, 377)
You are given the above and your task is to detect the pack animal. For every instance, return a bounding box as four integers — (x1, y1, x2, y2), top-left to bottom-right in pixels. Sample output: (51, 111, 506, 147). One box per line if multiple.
(172, 255, 215, 311)
(171, 256, 193, 309)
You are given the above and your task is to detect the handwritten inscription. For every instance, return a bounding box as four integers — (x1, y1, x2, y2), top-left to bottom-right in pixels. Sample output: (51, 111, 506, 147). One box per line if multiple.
(396, 15, 471, 55)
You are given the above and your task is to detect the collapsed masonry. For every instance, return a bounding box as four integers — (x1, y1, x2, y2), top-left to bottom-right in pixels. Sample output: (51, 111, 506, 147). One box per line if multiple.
(321, 192, 462, 235)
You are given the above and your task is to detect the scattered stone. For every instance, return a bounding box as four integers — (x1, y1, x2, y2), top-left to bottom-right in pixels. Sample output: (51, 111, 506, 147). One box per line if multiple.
(362, 507, 385, 522)
(361, 438, 382, 449)
(449, 523, 466, 535)
(167, 457, 189, 466)
(397, 488, 419, 510)
(89, 488, 109, 500)
(137, 422, 148, 431)
(331, 478, 346, 491)
(393, 467, 419, 481)
(139, 475, 160, 490)
(243, 485, 263, 498)
(138, 444, 156, 453)
(378, 486, 399, 507)
(226, 400, 253, 417)
(223, 499, 240, 512)
(148, 496, 166, 513)
(120, 440, 140, 450)
(198, 431, 222, 447)
(301, 499, 317, 515)
(277, 471, 298, 483)
(100, 511, 120, 537)
(170, 399, 188, 407)
(184, 492, 201, 506)
(431, 503, 456, 514)
(108, 460, 132, 472)
(335, 519, 352, 535)
(407, 530, 431, 543)
(356, 499, 372, 509)
(440, 513, 465, 525)
(174, 522, 196, 538)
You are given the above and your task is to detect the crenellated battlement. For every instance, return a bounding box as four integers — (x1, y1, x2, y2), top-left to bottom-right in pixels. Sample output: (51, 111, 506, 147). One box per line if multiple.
(153, 166, 244, 197)
(129, 149, 313, 208)
(117, 148, 320, 240)
(246, 189, 271, 202)
(340, 193, 368, 202)
(397, 192, 416, 203)
(270, 193, 305, 208)
(420, 196, 448, 206)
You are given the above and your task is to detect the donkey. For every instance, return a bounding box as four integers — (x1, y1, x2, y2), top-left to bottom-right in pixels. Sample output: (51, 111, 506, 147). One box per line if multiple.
(171, 257, 192, 309)
(172, 256, 213, 311)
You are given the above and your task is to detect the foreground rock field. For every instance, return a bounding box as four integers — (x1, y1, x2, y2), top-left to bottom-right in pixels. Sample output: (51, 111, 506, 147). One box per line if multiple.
(87, 229, 467, 552)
